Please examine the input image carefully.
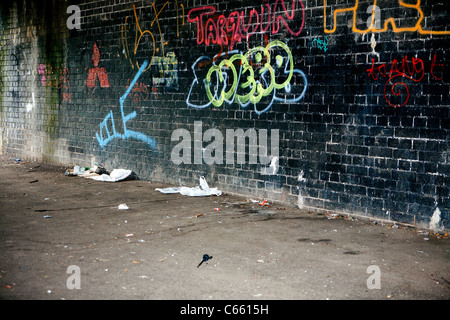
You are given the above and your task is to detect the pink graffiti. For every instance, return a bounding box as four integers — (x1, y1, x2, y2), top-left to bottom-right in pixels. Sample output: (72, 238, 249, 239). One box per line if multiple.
(188, 0, 305, 50)
(38, 64, 70, 89)
(37, 63, 71, 102)
(38, 64, 46, 85)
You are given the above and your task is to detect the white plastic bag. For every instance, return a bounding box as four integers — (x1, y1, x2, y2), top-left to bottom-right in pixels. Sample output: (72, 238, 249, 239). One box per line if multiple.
(155, 176, 221, 197)
(89, 169, 132, 182)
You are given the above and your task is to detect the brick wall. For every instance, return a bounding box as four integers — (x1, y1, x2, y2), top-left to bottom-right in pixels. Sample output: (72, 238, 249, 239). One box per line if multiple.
(0, 0, 448, 229)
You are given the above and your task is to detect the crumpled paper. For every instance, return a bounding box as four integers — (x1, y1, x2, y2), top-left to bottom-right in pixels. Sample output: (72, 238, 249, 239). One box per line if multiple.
(88, 169, 133, 182)
(155, 176, 222, 196)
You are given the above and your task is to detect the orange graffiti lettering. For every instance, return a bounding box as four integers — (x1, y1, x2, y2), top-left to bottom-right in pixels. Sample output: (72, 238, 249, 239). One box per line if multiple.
(324, 0, 450, 35)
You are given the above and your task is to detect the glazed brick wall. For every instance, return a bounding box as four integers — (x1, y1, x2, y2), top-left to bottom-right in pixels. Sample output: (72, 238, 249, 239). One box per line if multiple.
(0, 0, 448, 228)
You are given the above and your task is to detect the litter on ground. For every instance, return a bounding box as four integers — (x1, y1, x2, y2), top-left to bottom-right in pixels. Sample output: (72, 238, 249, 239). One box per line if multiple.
(155, 176, 222, 197)
(197, 254, 213, 268)
(65, 163, 135, 183)
(88, 169, 133, 182)
(249, 199, 269, 206)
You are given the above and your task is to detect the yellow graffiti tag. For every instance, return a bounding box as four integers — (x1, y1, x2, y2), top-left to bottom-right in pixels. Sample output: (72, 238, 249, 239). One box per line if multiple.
(121, 2, 185, 72)
(205, 41, 295, 107)
(323, 0, 450, 35)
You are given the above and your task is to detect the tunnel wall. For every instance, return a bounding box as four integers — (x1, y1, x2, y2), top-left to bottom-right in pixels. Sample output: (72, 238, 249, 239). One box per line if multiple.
(0, 0, 448, 228)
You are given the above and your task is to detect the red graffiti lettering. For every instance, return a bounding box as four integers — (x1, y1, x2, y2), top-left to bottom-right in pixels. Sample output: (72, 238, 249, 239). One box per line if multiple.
(188, 0, 305, 50)
(126, 79, 149, 105)
(367, 54, 443, 107)
(431, 54, 444, 81)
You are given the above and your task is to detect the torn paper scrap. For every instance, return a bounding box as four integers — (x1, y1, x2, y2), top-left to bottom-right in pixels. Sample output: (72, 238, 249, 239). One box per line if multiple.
(154, 187, 181, 194)
(180, 186, 221, 197)
(155, 176, 222, 197)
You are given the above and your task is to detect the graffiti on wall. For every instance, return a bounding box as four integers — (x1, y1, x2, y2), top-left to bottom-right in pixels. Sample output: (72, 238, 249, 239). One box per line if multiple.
(152, 52, 179, 88)
(86, 42, 110, 89)
(323, 0, 450, 35)
(312, 36, 328, 52)
(38, 63, 71, 102)
(187, 40, 307, 114)
(187, 0, 305, 51)
(121, 3, 182, 69)
(95, 60, 157, 150)
(126, 79, 150, 105)
(367, 53, 444, 107)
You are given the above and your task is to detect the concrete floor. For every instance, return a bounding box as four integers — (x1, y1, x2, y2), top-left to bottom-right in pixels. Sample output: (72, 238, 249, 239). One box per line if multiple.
(0, 156, 448, 301)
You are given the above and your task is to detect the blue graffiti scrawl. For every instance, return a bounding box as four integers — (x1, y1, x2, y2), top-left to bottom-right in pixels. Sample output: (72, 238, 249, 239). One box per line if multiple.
(95, 60, 157, 150)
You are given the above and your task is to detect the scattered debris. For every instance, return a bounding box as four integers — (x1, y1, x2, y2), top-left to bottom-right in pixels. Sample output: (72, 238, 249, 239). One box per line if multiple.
(193, 213, 205, 218)
(118, 204, 129, 210)
(65, 165, 90, 176)
(249, 199, 269, 206)
(429, 207, 442, 232)
(197, 254, 213, 268)
(29, 179, 38, 183)
(27, 164, 41, 172)
(430, 273, 450, 289)
(64, 163, 134, 182)
(156, 176, 222, 197)
(213, 208, 221, 211)
(88, 169, 134, 182)
(43, 215, 52, 218)
(94, 258, 110, 262)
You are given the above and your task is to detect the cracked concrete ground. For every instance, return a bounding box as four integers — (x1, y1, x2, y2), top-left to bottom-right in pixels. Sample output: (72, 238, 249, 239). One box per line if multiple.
(0, 156, 448, 300)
